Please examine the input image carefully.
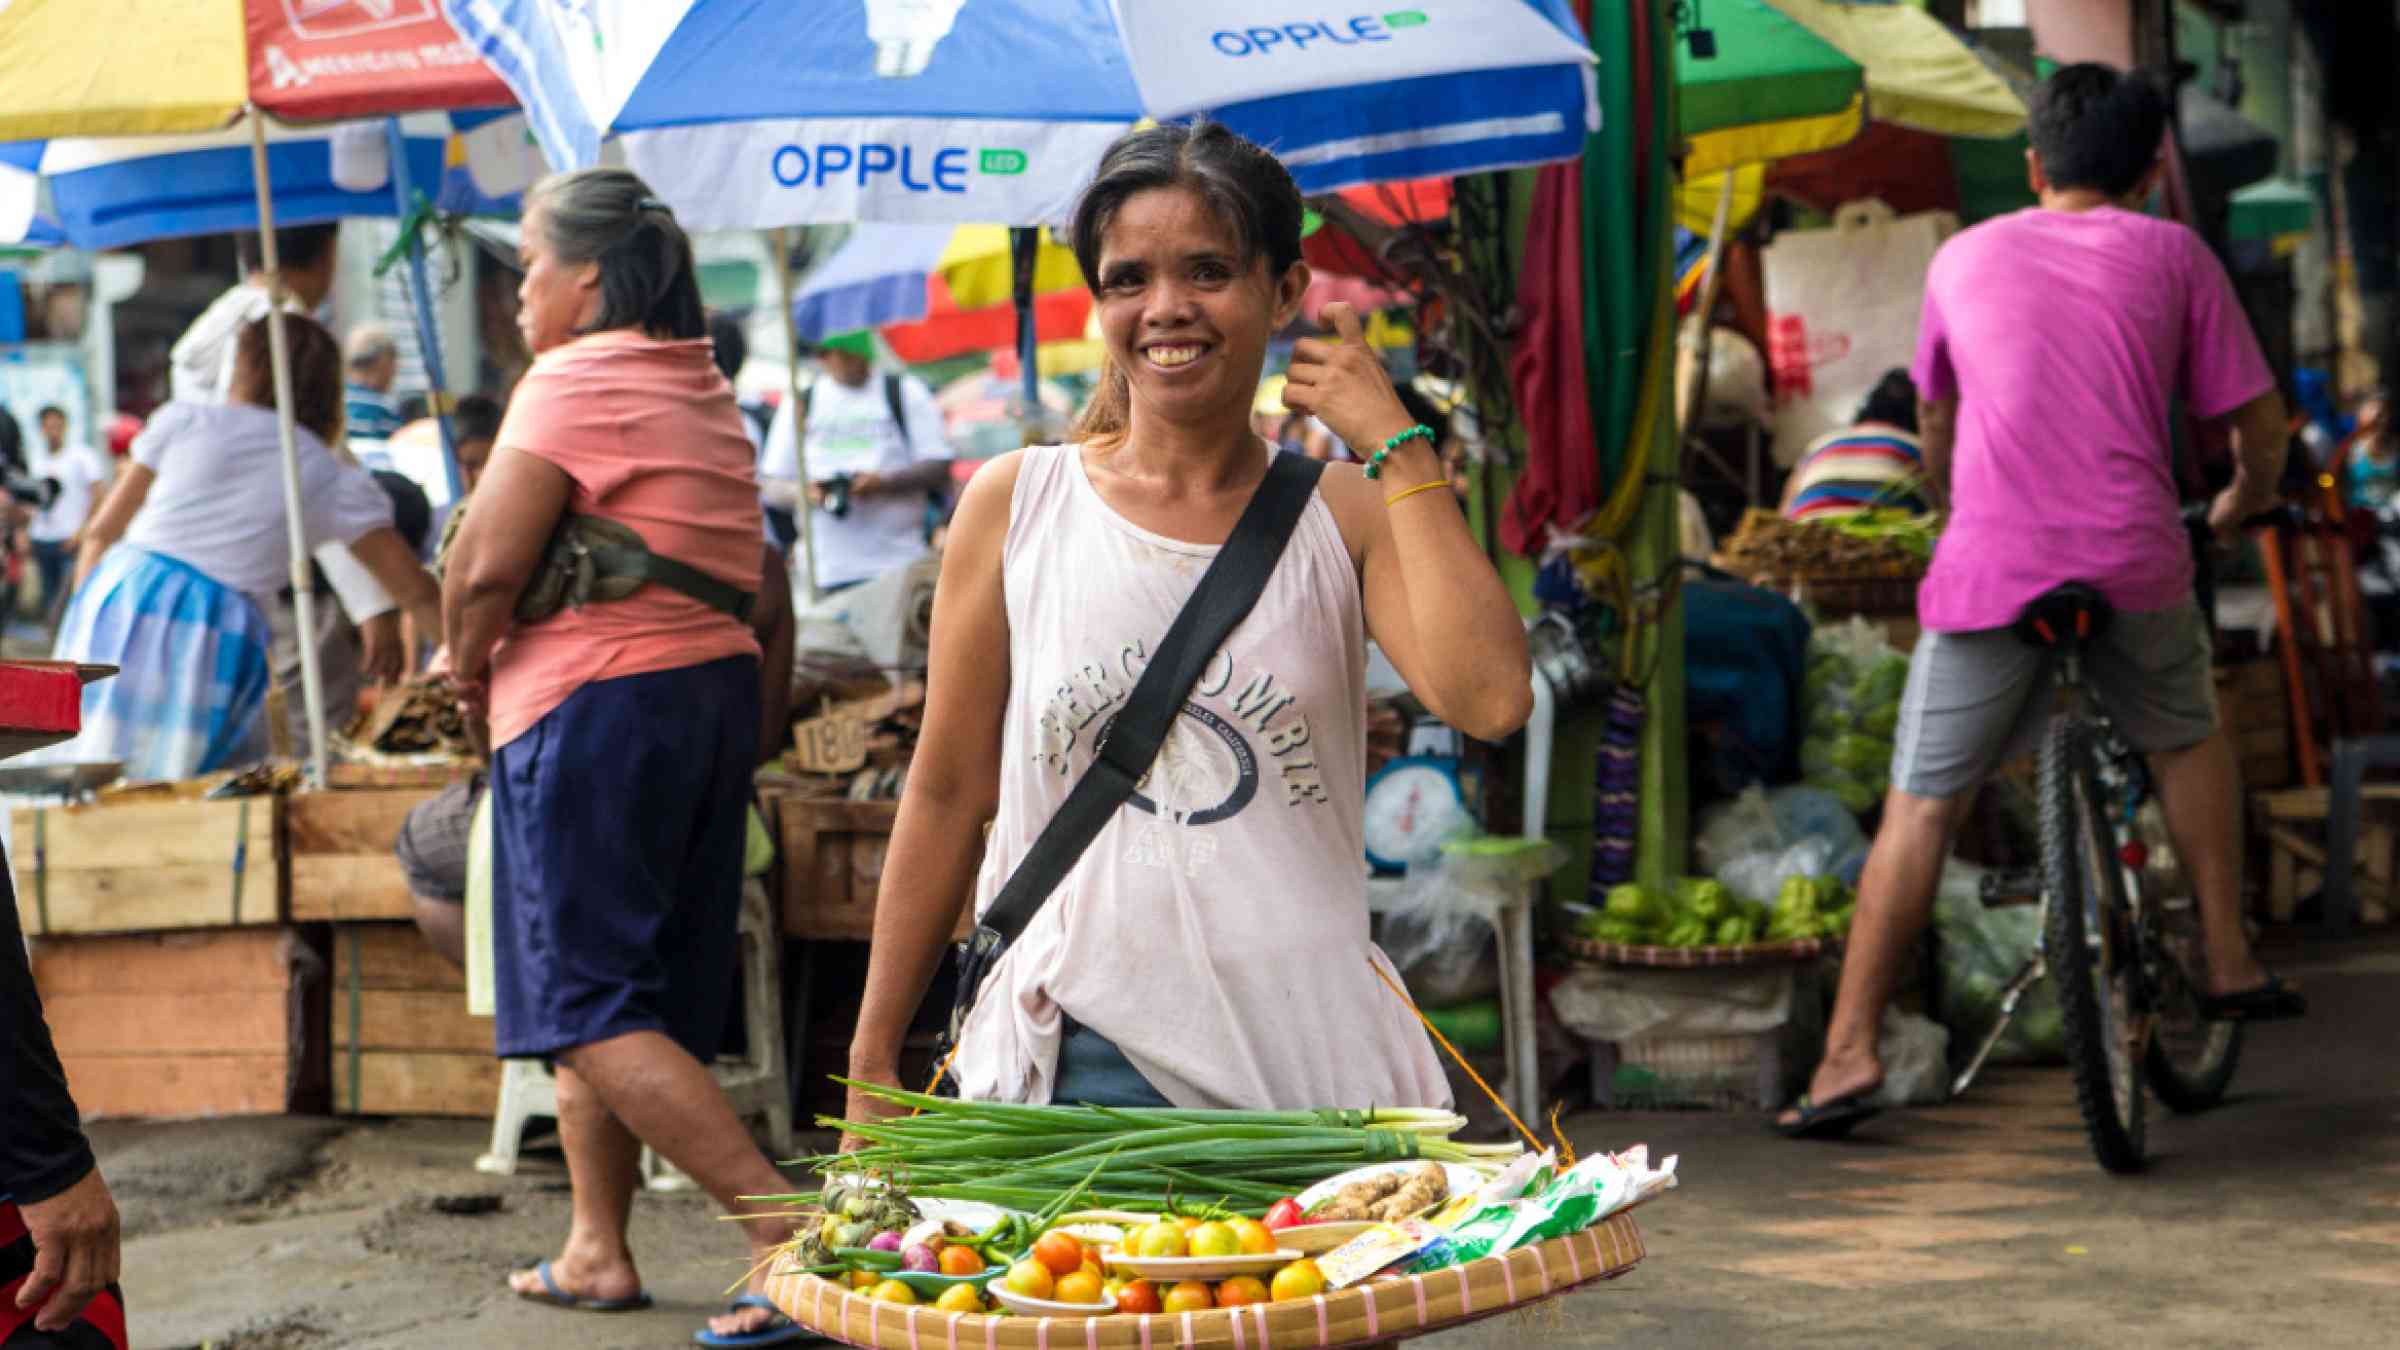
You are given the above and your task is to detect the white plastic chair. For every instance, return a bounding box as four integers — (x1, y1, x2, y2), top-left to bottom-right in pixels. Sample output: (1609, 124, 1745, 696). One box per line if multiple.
(477, 880, 793, 1189)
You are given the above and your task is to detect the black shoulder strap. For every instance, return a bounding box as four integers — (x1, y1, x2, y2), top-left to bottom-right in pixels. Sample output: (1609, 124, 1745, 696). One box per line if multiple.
(882, 373, 908, 448)
(978, 451, 1325, 949)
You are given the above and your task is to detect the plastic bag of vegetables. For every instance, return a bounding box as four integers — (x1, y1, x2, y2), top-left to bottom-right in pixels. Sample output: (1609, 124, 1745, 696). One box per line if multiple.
(1799, 617, 1911, 815)
(1931, 860, 2064, 1064)
(1695, 784, 1868, 907)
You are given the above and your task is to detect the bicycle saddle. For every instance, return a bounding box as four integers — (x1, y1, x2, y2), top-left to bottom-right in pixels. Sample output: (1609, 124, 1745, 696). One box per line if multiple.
(2012, 583, 2114, 649)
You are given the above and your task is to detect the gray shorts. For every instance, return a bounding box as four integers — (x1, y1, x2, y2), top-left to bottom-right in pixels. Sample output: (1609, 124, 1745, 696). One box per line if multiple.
(394, 776, 483, 903)
(1890, 602, 2218, 799)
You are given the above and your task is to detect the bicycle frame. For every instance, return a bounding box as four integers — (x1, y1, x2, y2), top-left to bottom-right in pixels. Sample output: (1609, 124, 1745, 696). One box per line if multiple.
(1950, 652, 2156, 1098)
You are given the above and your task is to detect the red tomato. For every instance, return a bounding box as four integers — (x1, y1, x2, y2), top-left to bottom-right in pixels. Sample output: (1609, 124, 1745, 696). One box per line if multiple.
(1033, 1231, 1086, 1278)
(1264, 1198, 1307, 1231)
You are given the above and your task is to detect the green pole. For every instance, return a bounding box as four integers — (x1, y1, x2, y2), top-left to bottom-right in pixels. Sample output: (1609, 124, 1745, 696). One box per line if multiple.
(1632, 0, 1689, 890)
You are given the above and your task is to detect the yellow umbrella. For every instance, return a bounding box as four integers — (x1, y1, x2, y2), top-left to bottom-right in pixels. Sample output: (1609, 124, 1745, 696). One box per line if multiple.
(937, 224, 1082, 310)
(1680, 0, 2027, 234)
(1783, 0, 2024, 141)
(0, 2, 247, 139)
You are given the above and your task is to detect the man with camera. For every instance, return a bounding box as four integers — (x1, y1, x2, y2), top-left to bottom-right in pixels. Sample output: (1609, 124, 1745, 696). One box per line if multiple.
(757, 332, 953, 594)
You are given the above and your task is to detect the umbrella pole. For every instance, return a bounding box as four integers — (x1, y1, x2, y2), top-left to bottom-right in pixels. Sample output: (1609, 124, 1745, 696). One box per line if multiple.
(250, 110, 332, 789)
(385, 117, 465, 504)
(770, 227, 820, 606)
(1010, 227, 1039, 416)
(1676, 171, 1737, 467)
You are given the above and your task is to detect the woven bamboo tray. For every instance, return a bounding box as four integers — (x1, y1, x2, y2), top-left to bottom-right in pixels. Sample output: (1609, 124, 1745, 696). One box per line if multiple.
(1719, 567, 1919, 616)
(1562, 935, 1840, 968)
(767, 1212, 1644, 1349)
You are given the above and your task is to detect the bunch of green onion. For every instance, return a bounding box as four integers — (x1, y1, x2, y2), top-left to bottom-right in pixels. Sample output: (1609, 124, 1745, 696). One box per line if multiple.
(797, 1080, 1520, 1218)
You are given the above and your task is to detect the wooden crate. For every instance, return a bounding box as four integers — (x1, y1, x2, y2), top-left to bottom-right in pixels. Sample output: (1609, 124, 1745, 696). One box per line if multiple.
(289, 789, 437, 922)
(2217, 659, 2293, 790)
(777, 796, 979, 942)
(13, 796, 285, 936)
(31, 927, 325, 1117)
(329, 923, 498, 1116)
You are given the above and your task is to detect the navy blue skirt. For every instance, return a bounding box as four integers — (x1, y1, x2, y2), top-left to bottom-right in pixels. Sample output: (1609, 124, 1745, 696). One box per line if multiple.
(489, 656, 759, 1062)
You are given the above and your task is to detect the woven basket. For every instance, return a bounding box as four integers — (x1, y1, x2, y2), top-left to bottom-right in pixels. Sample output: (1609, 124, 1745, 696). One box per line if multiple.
(1724, 569, 1920, 617)
(1609, 1031, 1784, 1111)
(1561, 935, 1838, 968)
(766, 1212, 1644, 1349)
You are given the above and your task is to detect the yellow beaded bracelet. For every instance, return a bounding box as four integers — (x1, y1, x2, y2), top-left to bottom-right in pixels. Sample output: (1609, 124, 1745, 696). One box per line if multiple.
(1384, 480, 1451, 508)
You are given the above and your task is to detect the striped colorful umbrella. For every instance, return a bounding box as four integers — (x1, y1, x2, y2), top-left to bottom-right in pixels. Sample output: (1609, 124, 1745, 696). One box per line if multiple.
(442, 0, 1599, 227)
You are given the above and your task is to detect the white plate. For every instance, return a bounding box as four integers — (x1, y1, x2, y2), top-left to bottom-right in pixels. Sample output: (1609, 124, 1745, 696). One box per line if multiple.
(1295, 1161, 1486, 1215)
(913, 1199, 1009, 1233)
(989, 1286, 1118, 1317)
(1102, 1251, 1302, 1281)
(1271, 1221, 1377, 1255)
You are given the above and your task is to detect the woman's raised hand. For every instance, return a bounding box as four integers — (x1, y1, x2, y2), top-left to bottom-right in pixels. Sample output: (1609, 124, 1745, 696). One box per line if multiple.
(1280, 302, 1417, 464)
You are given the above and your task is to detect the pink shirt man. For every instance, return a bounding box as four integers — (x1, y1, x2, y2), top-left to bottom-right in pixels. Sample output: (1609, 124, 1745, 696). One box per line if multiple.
(1911, 205, 2275, 632)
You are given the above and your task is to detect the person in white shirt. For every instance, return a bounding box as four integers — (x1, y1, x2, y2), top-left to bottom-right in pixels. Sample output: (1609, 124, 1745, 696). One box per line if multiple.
(54, 316, 440, 780)
(758, 332, 953, 592)
(25, 406, 112, 626)
(169, 223, 417, 750)
(168, 224, 342, 404)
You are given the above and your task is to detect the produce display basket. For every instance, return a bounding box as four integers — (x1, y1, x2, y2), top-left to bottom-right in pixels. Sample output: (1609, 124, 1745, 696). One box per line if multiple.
(766, 1213, 1645, 1349)
(1562, 935, 1840, 968)
(1606, 1031, 1784, 1111)
(1712, 565, 1920, 617)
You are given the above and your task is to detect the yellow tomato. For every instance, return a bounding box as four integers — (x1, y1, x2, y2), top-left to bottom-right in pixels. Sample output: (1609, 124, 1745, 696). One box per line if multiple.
(1271, 1259, 1327, 1302)
(1188, 1222, 1241, 1259)
(1134, 1223, 1189, 1259)
(1005, 1259, 1055, 1301)
(1231, 1219, 1277, 1256)
(934, 1282, 986, 1315)
(1054, 1270, 1106, 1306)
(871, 1279, 919, 1305)
(1162, 1280, 1213, 1314)
(847, 1269, 879, 1290)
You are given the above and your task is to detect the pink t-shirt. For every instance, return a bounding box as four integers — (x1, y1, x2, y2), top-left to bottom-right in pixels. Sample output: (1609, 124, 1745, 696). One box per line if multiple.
(1911, 206, 2274, 632)
(487, 330, 763, 748)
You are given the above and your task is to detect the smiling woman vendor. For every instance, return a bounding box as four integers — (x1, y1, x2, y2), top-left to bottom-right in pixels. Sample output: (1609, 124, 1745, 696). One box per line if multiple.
(841, 122, 1533, 1137)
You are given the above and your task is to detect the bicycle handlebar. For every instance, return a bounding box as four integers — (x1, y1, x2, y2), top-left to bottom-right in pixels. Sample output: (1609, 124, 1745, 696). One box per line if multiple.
(2179, 499, 2303, 534)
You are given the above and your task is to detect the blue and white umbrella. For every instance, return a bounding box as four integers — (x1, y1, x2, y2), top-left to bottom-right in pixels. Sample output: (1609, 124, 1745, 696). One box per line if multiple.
(441, 0, 1597, 228)
(0, 112, 532, 249)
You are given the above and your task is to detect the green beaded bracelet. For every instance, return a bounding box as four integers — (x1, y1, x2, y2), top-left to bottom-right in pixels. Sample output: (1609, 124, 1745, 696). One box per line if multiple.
(1364, 423, 1436, 481)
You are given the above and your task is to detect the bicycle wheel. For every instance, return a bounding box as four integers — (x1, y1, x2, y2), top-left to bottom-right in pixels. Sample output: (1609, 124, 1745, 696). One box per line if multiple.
(2039, 715, 2146, 1173)
(2143, 887, 2245, 1112)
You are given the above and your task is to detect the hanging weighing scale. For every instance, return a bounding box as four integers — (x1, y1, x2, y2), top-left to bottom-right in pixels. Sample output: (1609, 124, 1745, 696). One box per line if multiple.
(1363, 754, 1473, 874)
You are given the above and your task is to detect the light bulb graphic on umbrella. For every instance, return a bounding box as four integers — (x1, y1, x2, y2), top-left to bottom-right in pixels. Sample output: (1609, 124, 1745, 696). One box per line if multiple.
(864, 0, 967, 78)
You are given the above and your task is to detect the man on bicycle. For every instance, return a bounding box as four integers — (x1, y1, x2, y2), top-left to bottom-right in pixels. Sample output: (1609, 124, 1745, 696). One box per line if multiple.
(1779, 63, 2303, 1139)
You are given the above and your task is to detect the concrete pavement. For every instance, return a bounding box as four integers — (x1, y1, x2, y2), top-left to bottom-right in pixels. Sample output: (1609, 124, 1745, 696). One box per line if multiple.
(92, 928, 2397, 1348)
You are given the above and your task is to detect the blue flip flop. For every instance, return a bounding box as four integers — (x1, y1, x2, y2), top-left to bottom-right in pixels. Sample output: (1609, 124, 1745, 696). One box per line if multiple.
(693, 1293, 822, 1347)
(513, 1260, 654, 1313)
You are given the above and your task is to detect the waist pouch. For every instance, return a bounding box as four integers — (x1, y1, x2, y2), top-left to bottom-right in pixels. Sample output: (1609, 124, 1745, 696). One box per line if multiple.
(514, 513, 754, 626)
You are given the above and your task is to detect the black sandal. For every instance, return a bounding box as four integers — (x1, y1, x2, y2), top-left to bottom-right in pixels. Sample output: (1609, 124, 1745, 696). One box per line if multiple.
(2197, 973, 2307, 1023)
(1772, 1089, 1882, 1140)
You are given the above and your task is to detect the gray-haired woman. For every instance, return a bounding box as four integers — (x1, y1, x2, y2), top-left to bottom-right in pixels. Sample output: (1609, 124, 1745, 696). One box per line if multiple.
(440, 167, 800, 1344)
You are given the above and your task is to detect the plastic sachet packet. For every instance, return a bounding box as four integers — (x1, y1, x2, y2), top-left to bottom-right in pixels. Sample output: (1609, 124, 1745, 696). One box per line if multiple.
(1406, 1146, 1679, 1274)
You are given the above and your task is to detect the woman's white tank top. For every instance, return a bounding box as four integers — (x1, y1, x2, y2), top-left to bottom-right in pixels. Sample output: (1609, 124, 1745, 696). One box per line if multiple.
(950, 443, 1451, 1111)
